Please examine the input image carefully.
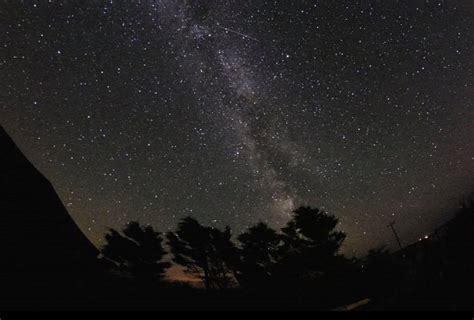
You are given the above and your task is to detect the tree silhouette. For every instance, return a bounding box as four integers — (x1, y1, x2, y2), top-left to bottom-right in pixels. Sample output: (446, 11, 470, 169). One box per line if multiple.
(167, 217, 238, 290)
(236, 222, 281, 288)
(278, 206, 346, 282)
(101, 221, 170, 283)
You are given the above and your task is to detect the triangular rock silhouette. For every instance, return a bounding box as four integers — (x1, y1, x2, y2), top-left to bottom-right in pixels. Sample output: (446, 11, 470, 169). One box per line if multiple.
(0, 126, 101, 307)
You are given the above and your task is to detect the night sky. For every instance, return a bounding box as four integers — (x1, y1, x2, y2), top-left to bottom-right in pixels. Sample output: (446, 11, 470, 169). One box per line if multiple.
(1, 1, 473, 256)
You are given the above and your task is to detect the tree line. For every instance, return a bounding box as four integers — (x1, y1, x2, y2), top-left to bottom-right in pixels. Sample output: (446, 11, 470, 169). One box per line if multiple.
(99, 196, 474, 310)
(101, 206, 352, 292)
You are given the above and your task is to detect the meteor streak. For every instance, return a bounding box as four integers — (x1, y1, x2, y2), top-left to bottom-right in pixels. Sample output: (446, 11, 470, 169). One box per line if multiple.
(216, 25, 259, 42)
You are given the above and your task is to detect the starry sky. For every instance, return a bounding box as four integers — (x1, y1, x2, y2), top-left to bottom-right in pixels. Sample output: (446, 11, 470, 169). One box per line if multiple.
(1, 0, 473, 256)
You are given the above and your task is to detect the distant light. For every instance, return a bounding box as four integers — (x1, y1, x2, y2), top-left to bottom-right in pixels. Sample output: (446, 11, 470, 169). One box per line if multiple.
(424, 235, 429, 239)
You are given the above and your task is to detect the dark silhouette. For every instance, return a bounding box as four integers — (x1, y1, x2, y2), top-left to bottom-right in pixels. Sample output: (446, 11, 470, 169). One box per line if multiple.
(0, 126, 103, 309)
(362, 246, 403, 304)
(278, 206, 347, 284)
(443, 194, 474, 309)
(167, 217, 238, 290)
(235, 222, 281, 289)
(101, 222, 170, 284)
(361, 192, 474, 310)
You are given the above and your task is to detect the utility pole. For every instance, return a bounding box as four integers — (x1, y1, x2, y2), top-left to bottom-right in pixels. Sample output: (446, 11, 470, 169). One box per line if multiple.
(388, 221, 403, 250)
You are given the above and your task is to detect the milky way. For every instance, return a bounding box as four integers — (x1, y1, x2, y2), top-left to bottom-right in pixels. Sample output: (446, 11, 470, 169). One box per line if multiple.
(1, 1, 473, 255)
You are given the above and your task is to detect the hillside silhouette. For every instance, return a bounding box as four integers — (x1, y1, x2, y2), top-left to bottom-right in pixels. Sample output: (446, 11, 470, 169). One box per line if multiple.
(0, 126, 103, 308)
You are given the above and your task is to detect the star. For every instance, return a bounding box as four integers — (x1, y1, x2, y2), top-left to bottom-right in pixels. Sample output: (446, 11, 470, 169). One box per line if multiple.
(0, 0, 472, 259)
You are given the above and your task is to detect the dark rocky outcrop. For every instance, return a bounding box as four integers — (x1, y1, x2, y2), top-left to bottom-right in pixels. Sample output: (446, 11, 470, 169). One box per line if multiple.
(0, 126, 102, 308)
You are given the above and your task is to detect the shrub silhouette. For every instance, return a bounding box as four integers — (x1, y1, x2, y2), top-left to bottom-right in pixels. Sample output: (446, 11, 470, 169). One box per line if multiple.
(101, 221, 170, 284)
